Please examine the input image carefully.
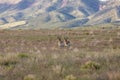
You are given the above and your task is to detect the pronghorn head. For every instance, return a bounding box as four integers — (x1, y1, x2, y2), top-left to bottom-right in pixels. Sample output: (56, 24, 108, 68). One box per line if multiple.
(64, 37, 68, 41)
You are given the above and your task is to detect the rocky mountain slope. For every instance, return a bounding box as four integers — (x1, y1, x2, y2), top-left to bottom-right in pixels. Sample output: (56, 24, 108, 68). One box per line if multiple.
(87, 0, 120, 25)
(0, 0, 119, 29)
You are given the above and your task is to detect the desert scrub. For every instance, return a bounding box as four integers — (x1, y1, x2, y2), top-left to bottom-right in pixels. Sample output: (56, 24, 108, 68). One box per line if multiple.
(0, 54, 19, 66)
(24, 74, 36, 80)
(52, 65, 65, 74)
(107, 71, 120, 80)
(81, 61, 101, 70)
(63, 74, 77, 80)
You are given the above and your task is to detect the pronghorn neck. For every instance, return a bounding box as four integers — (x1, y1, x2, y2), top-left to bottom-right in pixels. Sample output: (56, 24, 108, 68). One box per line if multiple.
(58, 39, 62, 42)
(65, 39, 67, 42)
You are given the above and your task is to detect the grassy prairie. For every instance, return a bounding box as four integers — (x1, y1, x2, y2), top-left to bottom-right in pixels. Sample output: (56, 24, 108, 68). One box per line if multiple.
(0, 28, 120, 80)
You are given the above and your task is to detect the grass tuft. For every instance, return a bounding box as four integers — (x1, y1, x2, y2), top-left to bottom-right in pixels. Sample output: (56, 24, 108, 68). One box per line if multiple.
(24, 74, 36, 80)
(81, 61, 101, 70)
(63, 74, 77, 80)
(0, 54, 18, 67)
(17, 53, 29, 58)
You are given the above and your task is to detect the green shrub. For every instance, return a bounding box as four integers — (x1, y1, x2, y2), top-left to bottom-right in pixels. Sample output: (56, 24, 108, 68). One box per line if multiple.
(24, 74, 36, 80)
(17, 53, 29, 58)
(63, 75, 77, 80)
(0, 54, 18, 66)
(81, 61, 101, 70)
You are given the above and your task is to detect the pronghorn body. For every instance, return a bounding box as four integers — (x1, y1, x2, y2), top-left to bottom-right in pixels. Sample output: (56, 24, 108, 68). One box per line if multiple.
(57, 37, 64, 48)
(64, 37, 71, 48)
(57, 36, 71, 48)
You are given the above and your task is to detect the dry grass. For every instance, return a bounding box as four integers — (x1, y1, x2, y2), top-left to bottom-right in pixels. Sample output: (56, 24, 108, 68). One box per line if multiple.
(0, 28, 120, 80)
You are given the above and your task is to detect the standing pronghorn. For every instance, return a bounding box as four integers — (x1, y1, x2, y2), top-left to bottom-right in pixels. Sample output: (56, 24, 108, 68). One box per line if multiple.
(64, 37, 71, 48)
(57, 36, 65, 48)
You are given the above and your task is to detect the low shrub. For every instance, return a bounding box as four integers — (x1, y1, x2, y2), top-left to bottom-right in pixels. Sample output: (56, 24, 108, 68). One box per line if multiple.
(81, 61, 101, 70)
(24, 74, 36, 80)
(17, 53, 29, 58)
(63, 74, 77, 80)
(0, 54, 19, 66)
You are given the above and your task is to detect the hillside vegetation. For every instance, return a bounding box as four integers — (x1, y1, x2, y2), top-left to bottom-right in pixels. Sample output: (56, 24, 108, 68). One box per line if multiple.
(0, 21, 26, 29)
(0, 0, 108, 29)
(0, 0, 120, 29)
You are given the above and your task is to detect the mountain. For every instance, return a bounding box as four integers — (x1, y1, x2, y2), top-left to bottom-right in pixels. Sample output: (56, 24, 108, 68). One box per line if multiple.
(87, 0, 120, 25)
(0, 0, 119, 29)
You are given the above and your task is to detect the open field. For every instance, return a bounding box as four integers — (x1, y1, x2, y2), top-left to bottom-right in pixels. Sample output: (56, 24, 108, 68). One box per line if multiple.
(0, 28, 120, 80)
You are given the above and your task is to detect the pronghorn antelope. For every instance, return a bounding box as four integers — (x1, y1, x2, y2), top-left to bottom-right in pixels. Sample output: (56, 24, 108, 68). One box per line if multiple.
(57, 36, 64, 48)
(64, 37, 71, 48)
(57, 36, 71, 48)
